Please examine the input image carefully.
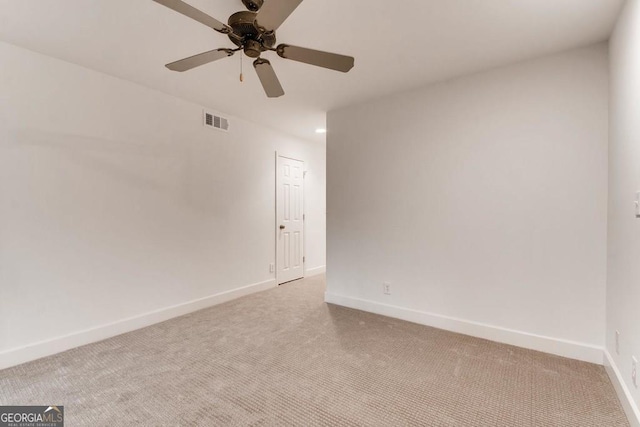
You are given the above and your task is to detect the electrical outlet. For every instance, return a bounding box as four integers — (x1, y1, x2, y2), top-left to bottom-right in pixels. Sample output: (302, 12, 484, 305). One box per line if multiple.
(616, 331, 620, 355)
(269, 263, 275, 273)
(383, 282, 392, 295)
(383, 283, 391, 295)
(633, 357, 638, 389)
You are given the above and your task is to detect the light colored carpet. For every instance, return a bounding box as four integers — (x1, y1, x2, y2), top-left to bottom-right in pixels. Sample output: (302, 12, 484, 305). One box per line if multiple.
(0, 275, 629, 426)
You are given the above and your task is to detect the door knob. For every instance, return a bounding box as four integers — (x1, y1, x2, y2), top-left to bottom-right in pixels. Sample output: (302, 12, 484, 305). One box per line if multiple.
(279, 225, 285, 230)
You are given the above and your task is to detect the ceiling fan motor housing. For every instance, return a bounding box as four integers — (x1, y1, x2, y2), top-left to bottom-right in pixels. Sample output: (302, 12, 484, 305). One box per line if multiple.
(228, 11, 276, 55)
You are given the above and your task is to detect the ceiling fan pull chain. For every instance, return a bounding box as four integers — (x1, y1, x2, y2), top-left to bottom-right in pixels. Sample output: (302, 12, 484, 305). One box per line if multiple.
(240, 54, 244, 82)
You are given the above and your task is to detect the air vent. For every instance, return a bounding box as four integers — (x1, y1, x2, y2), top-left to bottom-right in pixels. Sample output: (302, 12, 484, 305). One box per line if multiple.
(203, 110, 229, 132)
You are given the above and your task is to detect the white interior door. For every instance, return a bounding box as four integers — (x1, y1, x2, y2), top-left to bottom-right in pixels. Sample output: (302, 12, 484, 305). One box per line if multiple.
(276, 156, 304, 284)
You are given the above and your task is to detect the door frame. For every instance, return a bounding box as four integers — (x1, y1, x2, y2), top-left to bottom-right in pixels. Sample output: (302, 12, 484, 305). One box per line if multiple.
(274, 152, 306, 285)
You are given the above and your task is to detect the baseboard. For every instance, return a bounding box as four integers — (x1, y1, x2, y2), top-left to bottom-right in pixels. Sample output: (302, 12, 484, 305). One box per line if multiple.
(305, 265, 326, 277)
(605, 350, 640, 427)
(0, 279, 277, 371)
(325, 293, 604, 365)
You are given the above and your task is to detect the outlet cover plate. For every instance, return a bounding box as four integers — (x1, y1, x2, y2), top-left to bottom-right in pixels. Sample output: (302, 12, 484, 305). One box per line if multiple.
(383, 282, 392, 295)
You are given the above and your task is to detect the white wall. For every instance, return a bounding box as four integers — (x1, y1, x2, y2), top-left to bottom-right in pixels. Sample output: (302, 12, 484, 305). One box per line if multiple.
(326, 44, 609, 363)
(0, 41, 325, 367)
(607, 0, 640, 422)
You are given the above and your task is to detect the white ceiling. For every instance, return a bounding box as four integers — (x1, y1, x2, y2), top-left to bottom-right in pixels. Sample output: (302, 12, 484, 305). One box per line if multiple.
(0, 0, 624, 142)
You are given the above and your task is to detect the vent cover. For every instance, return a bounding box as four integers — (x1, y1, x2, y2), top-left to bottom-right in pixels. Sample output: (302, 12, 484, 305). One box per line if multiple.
(203, 110, 229, 132)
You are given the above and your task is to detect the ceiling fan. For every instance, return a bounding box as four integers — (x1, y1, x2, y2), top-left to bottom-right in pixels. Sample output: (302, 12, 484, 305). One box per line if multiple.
(152, 0, 355, 98)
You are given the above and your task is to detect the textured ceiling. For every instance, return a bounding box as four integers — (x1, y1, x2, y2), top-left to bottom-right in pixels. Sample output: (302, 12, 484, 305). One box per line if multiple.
(0, 0, 624, 142)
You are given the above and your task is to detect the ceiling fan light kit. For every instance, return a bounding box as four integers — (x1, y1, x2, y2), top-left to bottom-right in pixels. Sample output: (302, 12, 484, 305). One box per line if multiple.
(153, 0, 355, 98)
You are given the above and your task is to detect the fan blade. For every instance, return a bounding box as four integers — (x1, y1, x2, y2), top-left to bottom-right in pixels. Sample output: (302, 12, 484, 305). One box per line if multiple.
(255, 0, 303, 32)
(276, 44, 354, 72)
(166, 49, 234, 72)
(253, 58, 285, 98)
(153, 0, 231, 34)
